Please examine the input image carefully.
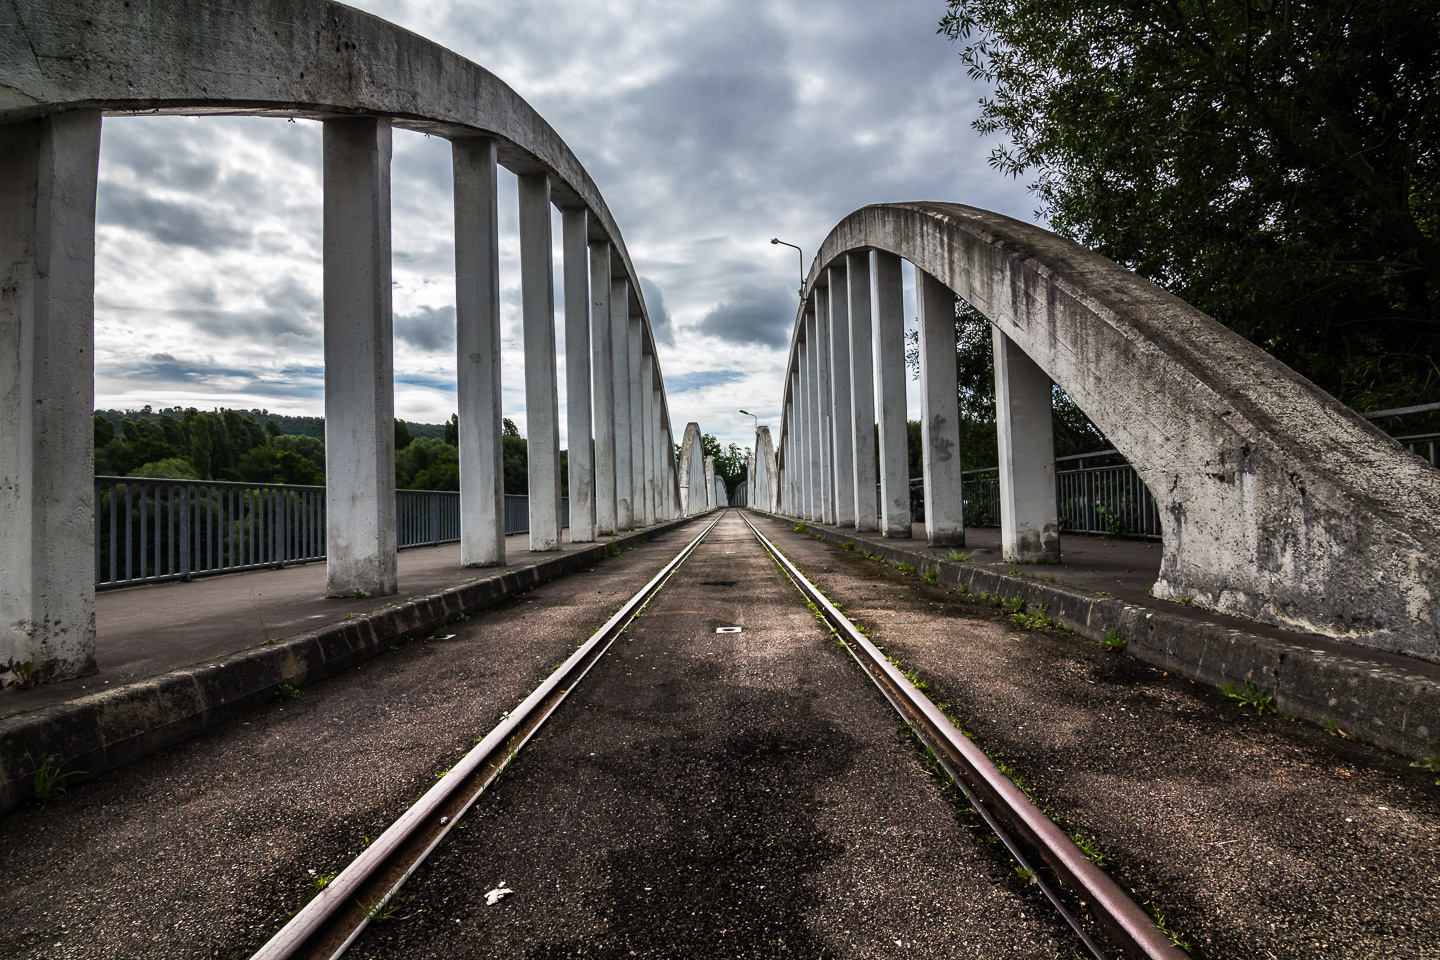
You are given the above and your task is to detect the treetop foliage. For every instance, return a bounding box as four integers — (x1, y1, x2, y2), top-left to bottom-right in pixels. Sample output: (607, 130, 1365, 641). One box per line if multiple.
(940, 0, 1440, 425)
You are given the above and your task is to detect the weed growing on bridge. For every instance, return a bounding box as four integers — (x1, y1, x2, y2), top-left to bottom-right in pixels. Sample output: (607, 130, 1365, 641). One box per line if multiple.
(1000, 595, 1025, 614)
(2, 658, 39, 689)
(274, 682, 301, 701)
(349, 589, 366, 599)
(451, 613, 471, 622)
(1411, 738, 1440, 784)
(1068, 832, 1108, 867)
(1143, 901, 1193, 952)
(1220, 680, 1275, 716)
(1010, 604, 1056, 631)
(310, 872, 336, 890)
(923, 567, 939, 584)
(840, 540, 855, 550)
(1099, 629, 1127, 652)
(1095, 590, 1113, 598)
(793, 523, 807, 533)
(359, 894, 404, 922)
(896, 562, 917, 576)
(945, 549, 973, 563)
(26, 752, 83, 807)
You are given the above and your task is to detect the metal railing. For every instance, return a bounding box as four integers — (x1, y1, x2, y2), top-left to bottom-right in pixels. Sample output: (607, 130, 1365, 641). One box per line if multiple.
(957, 448, 1162, 539)
(1398, 432, 1439, 468)
(94, 478, 566, 589)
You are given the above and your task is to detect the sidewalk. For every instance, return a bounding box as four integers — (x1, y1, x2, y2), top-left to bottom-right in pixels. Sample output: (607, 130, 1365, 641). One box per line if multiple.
(3, 530, 603, 719)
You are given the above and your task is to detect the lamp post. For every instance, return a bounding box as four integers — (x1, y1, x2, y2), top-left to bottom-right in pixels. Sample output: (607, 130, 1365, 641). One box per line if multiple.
(739, 409, 758, 432)
(770, 238, 803, 300)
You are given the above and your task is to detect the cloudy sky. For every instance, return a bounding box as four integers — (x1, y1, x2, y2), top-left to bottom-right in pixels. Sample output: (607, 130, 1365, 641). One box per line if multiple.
(93, 0, 1035, 452)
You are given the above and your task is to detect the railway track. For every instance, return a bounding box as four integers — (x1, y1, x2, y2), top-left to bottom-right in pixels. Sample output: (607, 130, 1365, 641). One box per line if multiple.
(250, 510, 1188, 960)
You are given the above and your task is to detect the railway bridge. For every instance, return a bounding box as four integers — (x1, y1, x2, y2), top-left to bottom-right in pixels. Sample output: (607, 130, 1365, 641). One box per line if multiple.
(2, 4, 1440, 959)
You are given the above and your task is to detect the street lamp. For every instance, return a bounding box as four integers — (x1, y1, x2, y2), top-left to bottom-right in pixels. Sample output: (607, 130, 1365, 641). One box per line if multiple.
(770, 238, 803, 300)
(739, 409, 758, 430)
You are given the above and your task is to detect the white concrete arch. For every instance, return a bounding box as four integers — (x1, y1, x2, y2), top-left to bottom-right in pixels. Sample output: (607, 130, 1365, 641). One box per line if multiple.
(776, 202, 1440, 659)
(0, 0, 683, 679)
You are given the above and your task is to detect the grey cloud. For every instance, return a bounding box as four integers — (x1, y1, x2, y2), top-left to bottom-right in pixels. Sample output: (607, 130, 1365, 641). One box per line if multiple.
(395, 305, 456, 352)
(697, 284, 793, 348)
(97, 182, 249, 252)
(638, 277, 675, 347)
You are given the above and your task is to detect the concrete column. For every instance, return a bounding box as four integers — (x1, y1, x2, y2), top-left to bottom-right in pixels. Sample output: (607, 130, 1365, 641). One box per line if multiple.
(826, 265, 855, 528)
(323, 118, 398, 597)
(917, 268, 965, 547)
(640, 353, 656, 526)
(561, 207, 594, 542)
(628, 316, 645, 525)
(800, 340, 818, 521)
(813, 288, 835, 525)
(704, 456, 717, 509)
(806, 307, 826, 522)
(610, 279, 633, 530)
(0, 111, 101, 681)
(518, 173, 562, 551)
(453, 137, 505, 567)
(650, 382, 663, 521)
(873, 251, 911, 537)
(590, 242, 617, 536)
(847, 250, 879, 533)
(994, 329, 1061, 562)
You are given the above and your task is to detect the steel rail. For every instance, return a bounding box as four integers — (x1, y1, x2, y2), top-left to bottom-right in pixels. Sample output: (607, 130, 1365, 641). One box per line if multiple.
(249, 511, 727, 960)
(740, 512, 1190, 960)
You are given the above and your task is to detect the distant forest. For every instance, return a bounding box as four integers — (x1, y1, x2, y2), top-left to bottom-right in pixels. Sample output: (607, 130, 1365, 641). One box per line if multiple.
(94, 406, 545, 494)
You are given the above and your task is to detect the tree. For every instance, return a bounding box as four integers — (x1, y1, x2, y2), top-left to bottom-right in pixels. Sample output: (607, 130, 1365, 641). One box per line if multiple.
(940, 0, 1440, 428)
(394, 419, 414, 451)
(444, 413, 459, 447)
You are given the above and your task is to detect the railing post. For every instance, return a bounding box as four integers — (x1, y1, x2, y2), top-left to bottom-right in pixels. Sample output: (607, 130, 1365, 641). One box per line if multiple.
(0, 111, 101, 680)
(873, 251, 911, 537)
(993, 329, 1060, 561)
(322, 116, 398, 597)
(916, 268, 965, 547)
(453, 136, 505, 567)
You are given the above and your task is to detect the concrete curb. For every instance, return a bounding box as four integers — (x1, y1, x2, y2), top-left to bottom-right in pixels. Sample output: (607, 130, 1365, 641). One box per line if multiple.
(751, 511, 1439, 761)
(0, 516, 701, 817)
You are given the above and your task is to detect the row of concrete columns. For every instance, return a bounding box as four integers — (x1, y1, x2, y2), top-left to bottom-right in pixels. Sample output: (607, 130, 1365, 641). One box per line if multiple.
(774, 249, 1060, 562)
(0, 114, 679, 681)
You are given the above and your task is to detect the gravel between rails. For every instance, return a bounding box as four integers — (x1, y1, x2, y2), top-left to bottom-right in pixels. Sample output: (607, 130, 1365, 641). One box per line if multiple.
(0, 526, 705, 960)
(760, 516, 1440, 960)
(348, 511, 1092, 959)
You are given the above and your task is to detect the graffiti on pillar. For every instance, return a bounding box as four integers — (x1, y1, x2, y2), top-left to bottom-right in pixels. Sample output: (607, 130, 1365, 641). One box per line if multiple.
(929, 414, 953, 462)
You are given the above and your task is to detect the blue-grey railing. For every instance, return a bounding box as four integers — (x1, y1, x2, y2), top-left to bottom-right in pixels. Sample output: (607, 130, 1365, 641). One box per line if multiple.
(957, 450, 1162, 539)
(94, 477, 566, 589)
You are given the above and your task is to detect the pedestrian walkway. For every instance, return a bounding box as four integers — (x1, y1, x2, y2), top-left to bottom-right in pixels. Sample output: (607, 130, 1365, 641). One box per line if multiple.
(1, 531, 601, 718)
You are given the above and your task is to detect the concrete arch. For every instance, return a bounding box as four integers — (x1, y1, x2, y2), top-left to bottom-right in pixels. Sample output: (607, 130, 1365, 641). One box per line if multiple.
(0, 0, 684, 679)
(755, 426, 778, 514)
(781, 202, 1440, 658)
(678, 423, 708, 516)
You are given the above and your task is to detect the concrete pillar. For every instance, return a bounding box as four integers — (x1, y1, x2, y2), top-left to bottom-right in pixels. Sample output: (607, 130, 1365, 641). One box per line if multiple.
(610, 279, 633, 530)
(874, 251, 911, 537)
(0, 111, 101, 681)
(847, 250, 879, 533)
(826, 265, 855, 528)
(994, 329, 1061, 562)
(704, 456, 717, 510)
(561, 207, 594, 542)
(813, 288, 835, 525)
(916, 268, 965, 547)
(323, 118, 398, 597)
(453, 137, 505, 567)
(628, 316, 645, 525)
(590, 242, 617, 536)
(800, 340, 818, 521)
(651, 383, 664, 520)
(518, 173, 562, 551)
(640, 353, 656, 526)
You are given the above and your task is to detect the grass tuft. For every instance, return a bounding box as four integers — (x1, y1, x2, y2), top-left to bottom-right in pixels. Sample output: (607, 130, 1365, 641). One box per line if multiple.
(1220, 680, 1275, 716)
